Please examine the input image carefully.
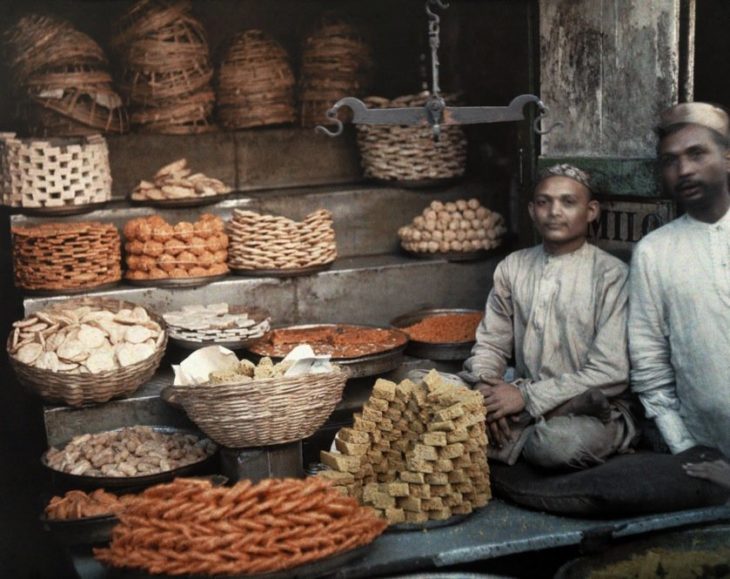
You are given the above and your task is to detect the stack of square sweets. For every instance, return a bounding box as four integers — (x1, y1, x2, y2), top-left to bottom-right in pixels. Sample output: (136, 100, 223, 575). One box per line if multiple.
(318, 370, 490, 524)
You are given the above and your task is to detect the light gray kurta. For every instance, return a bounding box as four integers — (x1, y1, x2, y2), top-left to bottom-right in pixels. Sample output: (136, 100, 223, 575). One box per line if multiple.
(463, 243, 630, 418)
(629, 210, 730, 456)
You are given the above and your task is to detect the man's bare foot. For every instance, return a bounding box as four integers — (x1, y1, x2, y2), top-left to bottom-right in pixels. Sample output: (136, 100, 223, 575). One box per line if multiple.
(549, 389, 611, 422)
(683, 459, 730, 489)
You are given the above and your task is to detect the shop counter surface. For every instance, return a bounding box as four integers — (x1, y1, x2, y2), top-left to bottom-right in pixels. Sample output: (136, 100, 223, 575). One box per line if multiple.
(70, 499, 730, 578)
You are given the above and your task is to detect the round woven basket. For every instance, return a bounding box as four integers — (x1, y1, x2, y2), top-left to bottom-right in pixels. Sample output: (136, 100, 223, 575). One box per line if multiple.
(216, 30, 296, 129)
(171, 367, 349, 448)
(7, 297, 167, 407)
(356, 93, 467, 182)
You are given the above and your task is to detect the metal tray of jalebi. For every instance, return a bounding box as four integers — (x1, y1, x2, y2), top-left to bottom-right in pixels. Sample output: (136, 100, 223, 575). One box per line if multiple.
(230, 262, 333, 278)
(105, 543, 373, 579)
(246, 324, 409, 378)
(390, 308, 483, 361)
(42, 427, 219, 492)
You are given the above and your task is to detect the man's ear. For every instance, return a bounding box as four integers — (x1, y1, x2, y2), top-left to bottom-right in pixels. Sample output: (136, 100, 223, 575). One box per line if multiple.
(527, 202, 536, 223)
(587, 199, 600, 224)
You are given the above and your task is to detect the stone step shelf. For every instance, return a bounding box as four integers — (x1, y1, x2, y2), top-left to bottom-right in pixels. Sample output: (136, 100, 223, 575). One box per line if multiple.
(23, 253, 499, 326)
(11, 181, 492, 260)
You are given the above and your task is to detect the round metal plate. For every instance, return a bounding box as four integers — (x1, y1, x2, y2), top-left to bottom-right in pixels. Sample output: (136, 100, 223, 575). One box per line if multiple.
(41, 513, 118, 547)
(42, 426, 218, 491)
(105, 543, 373, 579)
(390, 308, 481, 361)
(387, 512, 471, 533)
(19, 280, 121, 297)
(6, 201, 109, 217)
(247, 323, 409, 363)
(124, 273, 227, 289)
(127, 191, 232, 209)
(403, 248, 495, 262)
(230, 262, 333, 278)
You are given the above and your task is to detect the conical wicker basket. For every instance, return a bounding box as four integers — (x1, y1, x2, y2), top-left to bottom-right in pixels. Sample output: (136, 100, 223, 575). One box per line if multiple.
(217, 30, 296, 129)
(7, 297, 167, 407)
(171, 367, 349, 448)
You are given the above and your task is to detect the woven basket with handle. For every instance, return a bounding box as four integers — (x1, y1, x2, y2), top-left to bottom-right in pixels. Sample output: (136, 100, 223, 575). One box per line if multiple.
(171, 367, 349, 448)
(7, 297, 167, 407)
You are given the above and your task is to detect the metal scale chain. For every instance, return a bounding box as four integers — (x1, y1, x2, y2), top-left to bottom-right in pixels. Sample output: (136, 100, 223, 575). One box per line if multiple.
(316, 0, 561, 140)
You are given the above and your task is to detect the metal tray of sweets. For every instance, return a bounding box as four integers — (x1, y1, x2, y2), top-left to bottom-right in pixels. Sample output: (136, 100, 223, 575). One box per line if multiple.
(167, 305, 271, 351)
(403, 248, 495, 262)
(20, 280, 121, 297)
(230, 262, 333, 278)
(105, 543, 373, 579)
(41, 426, 219, 493)
(247, 323, 409, 378)
(127, 191, 232, 209)
(4, 200, 109, 217)
(390, 308, 482, 361)
(387, 512, 472, 533)
(124, 273, 227, 289)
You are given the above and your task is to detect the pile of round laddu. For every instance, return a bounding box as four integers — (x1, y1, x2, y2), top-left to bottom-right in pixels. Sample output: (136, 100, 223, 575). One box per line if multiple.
(398, 199, 507, 254)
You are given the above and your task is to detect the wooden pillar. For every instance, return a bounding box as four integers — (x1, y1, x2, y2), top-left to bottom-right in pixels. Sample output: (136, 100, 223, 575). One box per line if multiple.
(538, 0, 682, 197)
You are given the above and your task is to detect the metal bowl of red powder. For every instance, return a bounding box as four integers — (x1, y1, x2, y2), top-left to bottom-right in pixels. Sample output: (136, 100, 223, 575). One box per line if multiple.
(390, 308, 483, 361)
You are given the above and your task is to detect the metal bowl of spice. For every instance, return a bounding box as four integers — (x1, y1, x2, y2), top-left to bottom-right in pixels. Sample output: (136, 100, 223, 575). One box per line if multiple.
(390, 308, 483, 361)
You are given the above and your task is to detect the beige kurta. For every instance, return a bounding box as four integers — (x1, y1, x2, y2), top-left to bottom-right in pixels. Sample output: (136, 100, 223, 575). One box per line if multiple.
(463, 242, 630, 418)
(629, 210, 730, 456)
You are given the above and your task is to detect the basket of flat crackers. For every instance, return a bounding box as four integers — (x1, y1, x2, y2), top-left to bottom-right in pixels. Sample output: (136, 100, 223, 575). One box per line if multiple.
(123, 213, 229, 284)
(7, 298, 167, 406)
(171, 353, 349, 447)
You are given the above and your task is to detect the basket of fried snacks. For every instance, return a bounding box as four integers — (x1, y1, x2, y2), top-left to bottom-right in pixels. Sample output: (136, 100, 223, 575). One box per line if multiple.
(170, 346, 348, 447)
(95, 477, 387, 576)
(7, 297, 167, 406)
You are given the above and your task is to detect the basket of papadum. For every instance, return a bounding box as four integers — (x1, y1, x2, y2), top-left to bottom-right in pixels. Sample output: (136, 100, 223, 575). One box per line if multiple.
(170, 345, 348, 447)
(7, 298, 167, 406)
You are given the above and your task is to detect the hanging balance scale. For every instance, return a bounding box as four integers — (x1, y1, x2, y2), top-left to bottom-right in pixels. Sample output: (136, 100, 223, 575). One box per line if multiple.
(315, 0, 560, 140)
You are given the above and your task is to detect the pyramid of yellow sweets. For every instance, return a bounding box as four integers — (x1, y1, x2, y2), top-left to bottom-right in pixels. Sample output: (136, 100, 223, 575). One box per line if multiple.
(317, 370, 490, 524)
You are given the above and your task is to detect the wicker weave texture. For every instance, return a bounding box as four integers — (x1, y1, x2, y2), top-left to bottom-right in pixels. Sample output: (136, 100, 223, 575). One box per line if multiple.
(0, 133, 111, 209)
(7, 297, 167, 407)
(12, 221, 121, 291)
(217, 30, 296, 129)
(112, 0, 215, 134)
(171, 368, 348, 447)
(227, 208, 337, 271)
(356, 93, 467, 182)
(3, 14, 128, 136)
(299, 19, 373, 128)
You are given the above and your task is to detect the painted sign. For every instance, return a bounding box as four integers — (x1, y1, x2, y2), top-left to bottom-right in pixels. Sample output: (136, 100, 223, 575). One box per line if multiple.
(588, 196, 675, 255)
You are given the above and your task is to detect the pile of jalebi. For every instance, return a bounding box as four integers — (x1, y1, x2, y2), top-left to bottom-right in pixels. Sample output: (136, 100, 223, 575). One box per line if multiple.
(94, 477, 387, 576)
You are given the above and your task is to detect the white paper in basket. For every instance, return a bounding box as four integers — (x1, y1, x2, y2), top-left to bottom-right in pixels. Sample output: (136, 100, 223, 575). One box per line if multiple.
(173, 346, 239, 386)
(282, 344, 333, 377)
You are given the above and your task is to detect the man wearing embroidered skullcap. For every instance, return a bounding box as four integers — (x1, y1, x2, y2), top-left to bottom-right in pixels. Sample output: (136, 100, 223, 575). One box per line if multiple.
(461, 163, 639, 468)
(629, 102, 730, 489)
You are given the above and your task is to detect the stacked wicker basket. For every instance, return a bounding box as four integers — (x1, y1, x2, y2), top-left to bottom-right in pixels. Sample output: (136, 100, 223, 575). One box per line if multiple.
(356, 92, 468, 183)
(227, 209, 337, 273)
(111, 0, 215, 134)
(2, 14, 127, 136)
(217, 30, 296, 129)
(0, 133, 112, 211)
(299, 18, 373, 127)
(12, 221, 121, 293)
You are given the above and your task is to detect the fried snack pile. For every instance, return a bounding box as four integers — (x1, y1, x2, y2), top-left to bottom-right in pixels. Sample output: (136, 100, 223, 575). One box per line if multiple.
(9, 304, 163, 373)
(318, 370, 490, 524)
(123, 213, 228, 280)
(46, 426, 216, 477)
(206, 357, 292, 384)
(94, 477, 387, 576)
(130, 159, 231, 201)
(398, 199, 507, 254)
(45, 489, 129, 520)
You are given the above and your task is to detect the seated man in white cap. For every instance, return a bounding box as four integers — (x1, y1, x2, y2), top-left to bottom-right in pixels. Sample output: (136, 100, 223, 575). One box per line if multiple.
(462, 164, 638, 469)
(629, 102, 730, 489)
